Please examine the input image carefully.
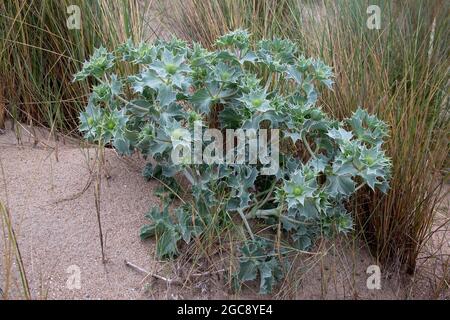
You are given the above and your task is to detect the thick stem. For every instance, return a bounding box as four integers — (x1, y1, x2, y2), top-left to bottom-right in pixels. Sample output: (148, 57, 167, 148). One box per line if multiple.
(302, 135, 316, 160)
(238, 208, 255, 241)
(250, 207, 313, 226)
(247, 180, 277, 218)
(264, 72, 273, 91)
(355, 182, 367, 193)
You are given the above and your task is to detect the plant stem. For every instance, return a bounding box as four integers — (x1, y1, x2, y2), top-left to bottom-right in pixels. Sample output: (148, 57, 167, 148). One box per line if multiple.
(237, 208, 255, 241)
(302, 135, 316, 159)
(264, 72, 273, 91)
(247, 180, 277, 218)
(355, 182, 366, 192)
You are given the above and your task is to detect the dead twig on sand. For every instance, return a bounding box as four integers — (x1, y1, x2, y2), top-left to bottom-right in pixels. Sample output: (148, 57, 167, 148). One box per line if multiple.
(124, 260, 181, 285)
(124, 260, 226, 286)
(54, 175, 93, 204)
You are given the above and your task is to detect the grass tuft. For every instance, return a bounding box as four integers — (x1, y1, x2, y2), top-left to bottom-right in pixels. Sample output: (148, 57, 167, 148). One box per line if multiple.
(0, 0, 153, 135)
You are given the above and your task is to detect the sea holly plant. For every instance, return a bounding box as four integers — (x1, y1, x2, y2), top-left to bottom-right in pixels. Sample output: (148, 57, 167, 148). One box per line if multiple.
(74, 30, 391, 295)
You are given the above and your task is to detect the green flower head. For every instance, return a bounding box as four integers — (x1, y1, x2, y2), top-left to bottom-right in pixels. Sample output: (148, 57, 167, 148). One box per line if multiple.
(284, 170, 316, 208)
(239, 89, 272, 112)
(92, 83, 112, 102)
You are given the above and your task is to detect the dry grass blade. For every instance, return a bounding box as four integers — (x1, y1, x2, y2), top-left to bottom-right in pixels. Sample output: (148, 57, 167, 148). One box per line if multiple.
(0, 202, 31, 300)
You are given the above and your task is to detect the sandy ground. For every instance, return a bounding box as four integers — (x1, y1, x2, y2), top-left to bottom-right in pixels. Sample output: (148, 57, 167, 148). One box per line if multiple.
(0, 124, 448, 300)
(0, 125, 161, 299)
